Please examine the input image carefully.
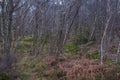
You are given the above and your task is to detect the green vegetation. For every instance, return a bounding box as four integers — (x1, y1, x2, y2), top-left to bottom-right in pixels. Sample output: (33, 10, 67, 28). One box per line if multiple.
(86, 51, 100, 59)
(17, 36, 33, 53)
(95, 74, 102, 80)
(20, 72, 30, 79)
(0, 73, 13, 80)
(18, 57, 47, 72)
(79, 76, 88, 80)
(75, 34, 89, 44)
(65, 43, 79, 54)
(64, 33, 94, 54)
(40, 34, 50, 44)
(1, 35, 119, 80)
(115, 64, 120, 73)
(0, 0, 120, 80)
(104, 73, 117, 80)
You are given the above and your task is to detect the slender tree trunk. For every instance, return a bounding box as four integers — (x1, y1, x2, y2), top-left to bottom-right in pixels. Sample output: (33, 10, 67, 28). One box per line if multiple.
(116, 40, 120, 63)
(90, 17, 97, 40)
(100, 15, 111, 65)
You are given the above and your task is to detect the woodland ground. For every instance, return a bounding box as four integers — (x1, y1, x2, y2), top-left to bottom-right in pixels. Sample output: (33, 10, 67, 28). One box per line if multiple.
(0, 36, 120, 80)
(14, 45, 120, 80)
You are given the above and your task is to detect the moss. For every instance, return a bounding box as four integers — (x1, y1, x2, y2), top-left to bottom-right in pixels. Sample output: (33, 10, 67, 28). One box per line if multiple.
(17, 43, 31, 53)
(86, 41, 95, 46)
(75, 34, 89, 45)
(17, 36, 33, 53)
(19, 57, 46, 71)
(104, 59, 114, 65)
(34, 78, 40, 80)
(40, 34, 49, 44)
(65, 43, 79, 54)
(17, 56, 47, 80)
(23, 36, 33, 42)
(115, 64, 120, 73)
(79, 76, 88, 80)
(104, 73, 116, 80)
(86, 51, 100, 59)
(113, 47, 118, 52)
(20, 72, 30, 78)
(0, 73, 13, 80)
(45, 69, 63, 80)
(95, 74, 102, 80)
(56, 71, 66, 79)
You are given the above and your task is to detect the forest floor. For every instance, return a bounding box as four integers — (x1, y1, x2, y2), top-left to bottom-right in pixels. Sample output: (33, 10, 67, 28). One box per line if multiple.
(0, 37, 120, 80)
(12, 44, 120, 80)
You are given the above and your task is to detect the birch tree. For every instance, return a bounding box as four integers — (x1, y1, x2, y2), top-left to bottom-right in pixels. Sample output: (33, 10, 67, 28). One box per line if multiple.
(100, 0, 112, 65)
